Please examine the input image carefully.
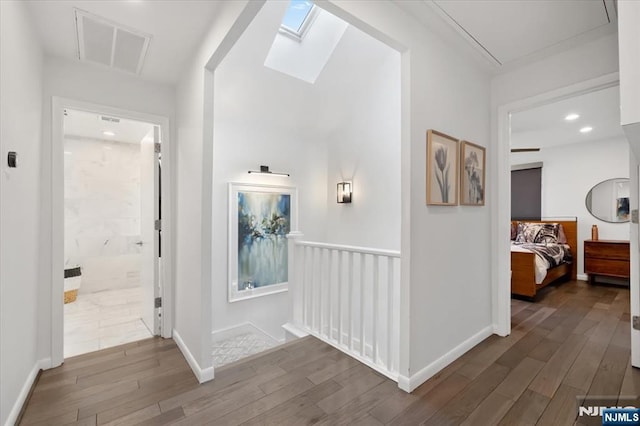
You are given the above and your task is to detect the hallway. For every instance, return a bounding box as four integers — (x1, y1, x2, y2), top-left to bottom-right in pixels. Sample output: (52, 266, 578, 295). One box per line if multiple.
(18, 280, 636, 425)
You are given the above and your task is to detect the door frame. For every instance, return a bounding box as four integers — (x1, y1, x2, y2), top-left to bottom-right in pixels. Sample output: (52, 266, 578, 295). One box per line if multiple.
(493, 72, 620, 336)
(51, 97, 173, 367)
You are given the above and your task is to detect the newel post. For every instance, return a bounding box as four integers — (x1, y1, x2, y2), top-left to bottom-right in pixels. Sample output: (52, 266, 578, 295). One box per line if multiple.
(286, 231, 304, 327)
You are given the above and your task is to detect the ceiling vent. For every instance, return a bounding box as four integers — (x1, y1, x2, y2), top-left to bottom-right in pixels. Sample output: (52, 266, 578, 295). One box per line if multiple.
(74, 9, 151, 75)
(100, 115, 120, 123)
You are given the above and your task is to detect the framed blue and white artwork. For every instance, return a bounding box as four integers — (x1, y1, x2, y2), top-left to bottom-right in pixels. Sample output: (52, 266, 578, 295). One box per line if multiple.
(228, 183, 297, 302)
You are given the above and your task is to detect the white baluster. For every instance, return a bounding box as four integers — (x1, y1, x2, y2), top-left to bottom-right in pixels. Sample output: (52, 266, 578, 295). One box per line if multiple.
(286, 232, 303, 328)
(319, 248, 325, 338)
(360, 253, 366, 357)
(328, 249, 333, 340)
(311, 247, 317, 332)
(348, 251, 354, 350)
(387, 256, 394, 371)
(337, 250, 343, 345)
(372, 255, 379, 363)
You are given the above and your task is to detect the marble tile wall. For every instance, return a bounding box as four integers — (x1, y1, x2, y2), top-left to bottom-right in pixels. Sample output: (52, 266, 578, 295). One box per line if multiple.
(64, 136, 142, 294)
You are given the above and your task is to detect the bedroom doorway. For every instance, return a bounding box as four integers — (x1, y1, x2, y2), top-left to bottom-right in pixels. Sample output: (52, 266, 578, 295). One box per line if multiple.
(495, 73, 621, 336)
(509, 83, 627, 291)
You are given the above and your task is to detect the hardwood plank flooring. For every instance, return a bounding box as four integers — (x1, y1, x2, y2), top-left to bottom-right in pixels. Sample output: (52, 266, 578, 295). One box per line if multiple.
(19, 280, 635, 425)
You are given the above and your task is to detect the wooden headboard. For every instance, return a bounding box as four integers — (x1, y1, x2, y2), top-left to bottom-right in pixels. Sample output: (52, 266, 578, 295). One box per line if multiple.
(511, 219, 578, 280)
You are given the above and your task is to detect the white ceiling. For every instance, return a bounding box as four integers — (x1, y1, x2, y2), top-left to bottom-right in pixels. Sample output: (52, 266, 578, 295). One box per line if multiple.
(64, 109, 153, 144)
(510, 85, 624, 149)
(24, 0, 220, 83)
(23, 1, 619, 81)
(396, 0, 617, 71)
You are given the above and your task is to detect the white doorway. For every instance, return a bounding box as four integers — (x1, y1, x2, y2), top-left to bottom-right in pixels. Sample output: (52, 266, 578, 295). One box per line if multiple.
(51, 98, 172, 366)
(494, 73, 620, 335)
(61, 108, 160, 357)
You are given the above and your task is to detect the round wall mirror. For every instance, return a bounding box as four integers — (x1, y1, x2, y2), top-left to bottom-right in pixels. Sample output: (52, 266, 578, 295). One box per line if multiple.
(585, 178, 630, 223)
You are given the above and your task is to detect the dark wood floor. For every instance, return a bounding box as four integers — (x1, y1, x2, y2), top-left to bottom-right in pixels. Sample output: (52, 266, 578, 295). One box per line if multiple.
(19, 280, 637, 425)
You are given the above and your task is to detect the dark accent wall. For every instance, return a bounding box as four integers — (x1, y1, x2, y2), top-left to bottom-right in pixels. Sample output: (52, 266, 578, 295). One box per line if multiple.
(511, 167, 541, 220)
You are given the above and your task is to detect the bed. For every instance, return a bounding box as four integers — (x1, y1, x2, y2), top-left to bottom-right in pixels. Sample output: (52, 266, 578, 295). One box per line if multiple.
(510, 219, 577, 298)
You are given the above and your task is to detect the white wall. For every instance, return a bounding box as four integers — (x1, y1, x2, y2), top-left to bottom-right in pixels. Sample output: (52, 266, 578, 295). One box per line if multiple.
(511, 137, 630, 277)
(211, 3, 400, 340)
(175, 0, 261, 380)
(209, 129, 326, 340)
(324, 0, 492, 387)
(40, 57, 175, 363)
(64, 137, 143, 293)
(321, 27, 401, 250)
(492, 34, 619, 109)
(619, 1, 640, 128)
(0, 2, 44, 425)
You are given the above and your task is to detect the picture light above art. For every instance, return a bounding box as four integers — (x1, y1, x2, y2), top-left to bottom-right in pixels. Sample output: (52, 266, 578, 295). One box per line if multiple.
(248, 165, 290, 177)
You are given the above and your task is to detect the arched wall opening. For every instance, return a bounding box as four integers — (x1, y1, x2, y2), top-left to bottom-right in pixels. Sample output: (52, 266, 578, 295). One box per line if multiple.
(209, 0, 402, 363)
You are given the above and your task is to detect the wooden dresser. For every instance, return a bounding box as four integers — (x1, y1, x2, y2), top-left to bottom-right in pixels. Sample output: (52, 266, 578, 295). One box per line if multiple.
(584, 239, 630, 284)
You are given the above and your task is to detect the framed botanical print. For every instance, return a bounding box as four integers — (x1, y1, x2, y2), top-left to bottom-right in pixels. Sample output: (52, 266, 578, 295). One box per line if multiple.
(460, 140, 486, 206)
(426, 130, 459, 205)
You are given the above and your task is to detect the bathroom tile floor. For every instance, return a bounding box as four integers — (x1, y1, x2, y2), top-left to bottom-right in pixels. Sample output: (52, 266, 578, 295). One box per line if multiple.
(212, 331, 279, 367)
(64, 286, 153, 358)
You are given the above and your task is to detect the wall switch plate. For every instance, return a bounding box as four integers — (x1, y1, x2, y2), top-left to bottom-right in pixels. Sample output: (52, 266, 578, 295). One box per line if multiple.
(632, 209, 639, 224)
(7, 151, 16, 168)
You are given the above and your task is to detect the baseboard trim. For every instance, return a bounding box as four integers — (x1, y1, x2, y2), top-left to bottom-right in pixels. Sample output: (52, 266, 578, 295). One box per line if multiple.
(577, 273, 588, 281)
(172, 329, 214, 384)
(398, 325, 493, 393)
(4, 358, 50, 426)
(282, 322, 309, 339)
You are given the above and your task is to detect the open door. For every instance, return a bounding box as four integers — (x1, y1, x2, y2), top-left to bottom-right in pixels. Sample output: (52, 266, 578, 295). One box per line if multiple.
(140, 126, 160, 335)
(628, 125, 640, 369)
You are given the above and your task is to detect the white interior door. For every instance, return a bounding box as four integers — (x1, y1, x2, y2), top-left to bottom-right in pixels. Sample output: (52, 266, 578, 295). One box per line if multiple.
(628, 123, 640, 368)
(140, 126, 160, 335)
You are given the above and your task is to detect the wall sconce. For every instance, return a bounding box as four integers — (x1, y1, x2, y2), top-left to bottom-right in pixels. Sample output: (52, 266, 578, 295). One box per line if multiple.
(337, 181, 352, 203)
(248, 165, 290, 177)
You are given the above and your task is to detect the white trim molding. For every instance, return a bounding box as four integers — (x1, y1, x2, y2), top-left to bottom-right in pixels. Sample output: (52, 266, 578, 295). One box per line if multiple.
(173, 329, 214, 383)
(398, 325, 493, 393)
(50, 97, 174, 366)
(492, 72, 620, 338)
(4, 358, 50, 426)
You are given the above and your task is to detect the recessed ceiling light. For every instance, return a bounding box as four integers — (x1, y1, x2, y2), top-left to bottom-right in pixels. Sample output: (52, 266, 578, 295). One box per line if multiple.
(579, 126, 593, 133)
(103, 130, 115, 136)
(565, 113, 580, 121)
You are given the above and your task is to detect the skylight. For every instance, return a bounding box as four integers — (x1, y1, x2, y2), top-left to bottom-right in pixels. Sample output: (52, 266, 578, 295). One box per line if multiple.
(281, 0, 315, 39)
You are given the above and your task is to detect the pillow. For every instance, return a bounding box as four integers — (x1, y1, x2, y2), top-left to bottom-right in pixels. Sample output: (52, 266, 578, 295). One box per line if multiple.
(515, 222, 560, 244)
(534, 223, 560, 244)
(557, 224, 568, 244)
(510, 222, 517, 240)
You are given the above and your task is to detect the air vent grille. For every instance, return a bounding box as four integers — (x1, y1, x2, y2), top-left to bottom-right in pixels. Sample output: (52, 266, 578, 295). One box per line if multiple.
(74, 9, 151, 75)
(100, 116, 120, 123)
